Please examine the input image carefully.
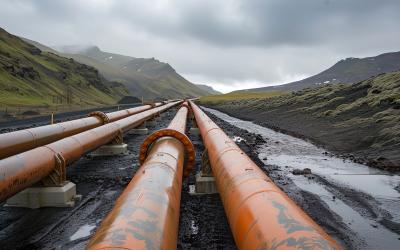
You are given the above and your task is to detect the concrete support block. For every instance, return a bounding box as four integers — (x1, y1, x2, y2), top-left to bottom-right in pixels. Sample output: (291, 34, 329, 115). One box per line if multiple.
(90, 143, 128, 156)
(146, 120, 156, 126)
(6, 181, 78, 209)
(130, 128, 149, 135)
(189, 127, 200, 135)
(195, 173, 217, 194)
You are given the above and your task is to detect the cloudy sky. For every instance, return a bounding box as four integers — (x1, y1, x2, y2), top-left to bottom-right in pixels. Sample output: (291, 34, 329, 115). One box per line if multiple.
(1, 0, 399, 92)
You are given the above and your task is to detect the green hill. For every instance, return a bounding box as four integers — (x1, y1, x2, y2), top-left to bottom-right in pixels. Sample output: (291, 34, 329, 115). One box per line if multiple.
(0, 28, 128, 107)
(55, 45, 211, 99)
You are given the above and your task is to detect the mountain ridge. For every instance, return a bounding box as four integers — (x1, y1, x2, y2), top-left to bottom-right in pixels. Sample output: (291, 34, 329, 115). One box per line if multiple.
(196, 84, 222, 95)
(236, 51, 400, 93)
(53, 45, 211, 98)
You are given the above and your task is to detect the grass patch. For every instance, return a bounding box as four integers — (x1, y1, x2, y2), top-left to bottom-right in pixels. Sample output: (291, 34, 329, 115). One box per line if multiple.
(200, 91, 283, 104)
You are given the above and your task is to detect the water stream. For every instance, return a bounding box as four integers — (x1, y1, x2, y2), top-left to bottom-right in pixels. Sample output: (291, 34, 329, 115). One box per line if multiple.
(203, 106, 400, 249)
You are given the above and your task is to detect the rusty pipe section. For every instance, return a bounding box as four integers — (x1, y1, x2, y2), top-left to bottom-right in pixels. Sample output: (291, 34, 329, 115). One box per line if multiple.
(0, 103, 162, 160)
(86, 103, 193, 250)
(0, 101, 181, 202)
(106, 102, 162, 122)
(189, 101, 342, 250)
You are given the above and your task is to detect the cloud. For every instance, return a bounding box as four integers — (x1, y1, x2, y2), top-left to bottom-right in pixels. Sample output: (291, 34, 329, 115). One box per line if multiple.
(0, 0, 399, 92)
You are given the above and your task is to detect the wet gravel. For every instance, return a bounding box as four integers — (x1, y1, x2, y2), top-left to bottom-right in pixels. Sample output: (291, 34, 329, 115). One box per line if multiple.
(177, 118, 236, 249)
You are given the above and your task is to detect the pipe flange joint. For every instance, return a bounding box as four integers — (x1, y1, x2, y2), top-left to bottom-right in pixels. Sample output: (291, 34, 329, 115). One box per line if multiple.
(181, 102, 191, 112)
(89, 111, 110, 124)
(139, 128, 195, 178)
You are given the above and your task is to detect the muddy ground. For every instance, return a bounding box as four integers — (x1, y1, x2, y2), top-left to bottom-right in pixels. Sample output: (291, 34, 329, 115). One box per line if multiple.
(1, 105, 397, 249)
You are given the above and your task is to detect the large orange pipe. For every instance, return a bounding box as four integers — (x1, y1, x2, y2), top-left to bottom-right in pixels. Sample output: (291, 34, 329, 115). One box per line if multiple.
(0, 103, 162, 160)
(189, 101, 342, 250)
(0, 101, 181, 202)
(86, 103, 193, 250)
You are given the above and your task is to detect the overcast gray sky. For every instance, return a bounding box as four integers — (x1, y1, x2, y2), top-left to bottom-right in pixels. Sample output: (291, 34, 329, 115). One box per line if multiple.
(1, 0, 399, 92)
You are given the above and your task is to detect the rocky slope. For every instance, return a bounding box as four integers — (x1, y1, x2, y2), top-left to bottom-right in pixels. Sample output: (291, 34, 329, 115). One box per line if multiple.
(201, 71, 400, 170)
(0, 28, 128, 107)
(239, 51, 400, 92)
(196, 84, 222, 95)
(54, 45, 211, 99)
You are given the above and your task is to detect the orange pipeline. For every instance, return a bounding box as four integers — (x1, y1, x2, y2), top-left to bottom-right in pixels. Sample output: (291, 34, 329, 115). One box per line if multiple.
(0, 103, 162, 160)
(86, 102, 194, 250)
(189, 101, 342, 250)
(0, 101, 181, 202)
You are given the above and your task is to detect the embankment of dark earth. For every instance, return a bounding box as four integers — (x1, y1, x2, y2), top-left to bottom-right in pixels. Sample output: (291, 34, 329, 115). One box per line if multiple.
(201, 71, 400, 170)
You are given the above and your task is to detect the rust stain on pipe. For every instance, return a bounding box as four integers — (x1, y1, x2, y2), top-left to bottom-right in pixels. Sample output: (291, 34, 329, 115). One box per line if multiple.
(86, 103, 193, 250)
(0, 101, 181, 202)
(0, 103, 162, 160)
(189, 101, 342, 250)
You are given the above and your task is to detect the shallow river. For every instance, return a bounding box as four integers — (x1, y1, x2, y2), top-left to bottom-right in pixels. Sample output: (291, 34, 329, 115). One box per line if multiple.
(203, 106, 400, 250)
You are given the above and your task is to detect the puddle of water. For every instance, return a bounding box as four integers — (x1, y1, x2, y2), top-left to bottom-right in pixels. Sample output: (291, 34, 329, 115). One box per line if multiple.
(203, 107, 399, 202)
(104, 190, 117, 198)
(292, 177, 400, 249)
(69, 224, 96, 241)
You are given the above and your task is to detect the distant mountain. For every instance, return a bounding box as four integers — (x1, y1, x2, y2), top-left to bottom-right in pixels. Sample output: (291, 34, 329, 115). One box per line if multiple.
(238, 51, 400, 93)
(0, 27, 128, 107)
(22, 37, 58, 54)
(52, 45, 211, 98)
(196, 84, 221, 95)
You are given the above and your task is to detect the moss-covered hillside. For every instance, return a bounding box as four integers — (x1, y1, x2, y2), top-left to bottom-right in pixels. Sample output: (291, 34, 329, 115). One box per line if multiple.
(201, 71, 400, 169)
(0, 28, 128, 107)
(54, 46, 211, 99)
